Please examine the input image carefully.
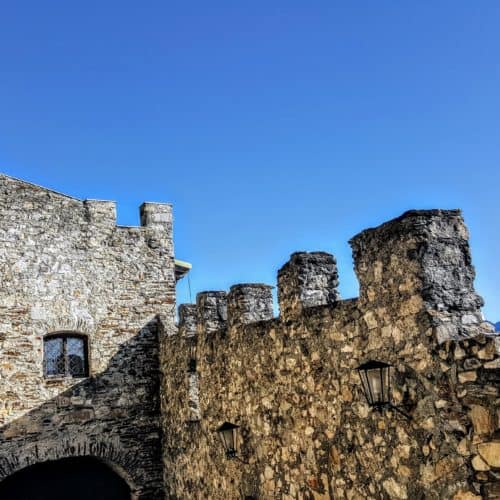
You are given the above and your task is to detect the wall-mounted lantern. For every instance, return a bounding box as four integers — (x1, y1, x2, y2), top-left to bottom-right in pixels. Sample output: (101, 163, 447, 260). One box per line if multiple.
(356, 360, 411, 419)
(215, 421, 250, 464)
(216, 422, 240, 458)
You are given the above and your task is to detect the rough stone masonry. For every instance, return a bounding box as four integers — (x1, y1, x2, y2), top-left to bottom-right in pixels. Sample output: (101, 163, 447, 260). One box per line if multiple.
(163, 210, 499, 499)
(0, 174, 498, 499)
(0, 174, 177, 499)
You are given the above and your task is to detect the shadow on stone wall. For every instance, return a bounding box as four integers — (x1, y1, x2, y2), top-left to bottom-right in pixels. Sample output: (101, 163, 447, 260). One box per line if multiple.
(0, 317, 164, 500)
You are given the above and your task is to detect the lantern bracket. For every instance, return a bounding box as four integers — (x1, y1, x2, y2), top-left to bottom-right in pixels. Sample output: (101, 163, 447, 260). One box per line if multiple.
(389, 404, 412, 420)
(373, 402, 412, 420)
(232, 455, 249, 465)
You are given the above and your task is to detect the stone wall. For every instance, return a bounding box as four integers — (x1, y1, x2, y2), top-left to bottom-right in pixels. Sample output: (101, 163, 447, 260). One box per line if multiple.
(162, 209, 499, 499)
(0, 174, 177, 499)
(1, 175, 497, 499)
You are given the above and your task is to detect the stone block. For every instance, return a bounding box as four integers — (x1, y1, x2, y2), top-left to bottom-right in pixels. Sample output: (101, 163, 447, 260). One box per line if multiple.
(196, 291, 227, 335)
(227, 284, 274, 327)
(278, 251, 339, 319)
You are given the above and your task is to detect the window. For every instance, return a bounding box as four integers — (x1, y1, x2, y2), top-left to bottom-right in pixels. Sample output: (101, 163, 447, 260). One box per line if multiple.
(43, 333, 89, 378)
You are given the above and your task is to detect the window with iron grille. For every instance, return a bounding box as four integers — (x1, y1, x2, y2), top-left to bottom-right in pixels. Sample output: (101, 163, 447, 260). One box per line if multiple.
(43, 334, 89, 378)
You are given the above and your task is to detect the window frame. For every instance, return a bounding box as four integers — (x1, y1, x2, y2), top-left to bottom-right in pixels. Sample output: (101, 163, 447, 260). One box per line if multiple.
(43, 332, 90, 379)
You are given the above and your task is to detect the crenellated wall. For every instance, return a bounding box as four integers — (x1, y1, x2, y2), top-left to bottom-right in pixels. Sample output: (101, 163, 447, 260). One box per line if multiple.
(1, 175, 498, 499)
(162, 209, 499, 499)
(0, 174, 177, 499)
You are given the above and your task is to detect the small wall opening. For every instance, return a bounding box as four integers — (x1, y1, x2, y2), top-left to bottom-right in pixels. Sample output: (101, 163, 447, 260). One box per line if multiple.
(0, 456, 131, 500)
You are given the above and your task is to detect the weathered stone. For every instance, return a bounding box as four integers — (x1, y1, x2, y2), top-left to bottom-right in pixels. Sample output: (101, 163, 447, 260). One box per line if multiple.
(227, 284, 274, 327)
(350, 209, 483, 318)
(382, 477, 407, 499)
(178, 304, 197, 337)
(278, 251, 339, 318)
(435, 456, 462, 477)
(478, 442, 500, 468)
(478, 343, 496, 360)
(459, 371, 478, 383)
(457, 438, 470, 456)
(464, 357, 482, 370)
(455, 345, 467, 360)
(483, 482, 500, 499)
(471, 455, 490, 471)
(196, 291, 227, 335)
(452, 491, 481, 500)
(264, 465, 274, 480)
(469, 405, 494, 436)
(160, 209, 500, 499)
(484, 359, 500, 369)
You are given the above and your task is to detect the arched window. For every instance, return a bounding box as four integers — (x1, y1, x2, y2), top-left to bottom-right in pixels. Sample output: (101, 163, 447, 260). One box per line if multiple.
(43, 333, 89, 378)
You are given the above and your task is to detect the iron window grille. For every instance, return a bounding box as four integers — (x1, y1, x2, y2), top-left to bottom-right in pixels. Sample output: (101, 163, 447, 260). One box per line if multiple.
(43, 333, 89, 378)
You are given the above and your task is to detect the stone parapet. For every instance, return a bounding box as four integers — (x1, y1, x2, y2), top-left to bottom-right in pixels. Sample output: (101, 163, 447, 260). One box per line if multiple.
(350, 209, 485, 342)
(196, 291, 227, 336)
(278, 251, 339, 319)
(83, 199, 117, 228)
(350, 209, 483, 309)
(178, 304, 197, 337)
(227, 284, 274, 328)
(140, 202, 173, 232)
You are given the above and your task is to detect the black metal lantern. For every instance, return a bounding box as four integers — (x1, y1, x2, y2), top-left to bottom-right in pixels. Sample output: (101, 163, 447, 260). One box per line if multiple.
(216, 421, 240, 458)
(356, 360, 391, 409)
(356, 360, 411, 419)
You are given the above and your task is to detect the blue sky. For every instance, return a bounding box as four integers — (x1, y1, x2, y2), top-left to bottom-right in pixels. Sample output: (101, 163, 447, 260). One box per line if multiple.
(1, 1, 499, 320)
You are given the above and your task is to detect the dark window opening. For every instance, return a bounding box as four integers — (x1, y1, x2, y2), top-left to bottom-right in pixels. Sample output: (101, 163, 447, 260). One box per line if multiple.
(44, 334, 89, 378)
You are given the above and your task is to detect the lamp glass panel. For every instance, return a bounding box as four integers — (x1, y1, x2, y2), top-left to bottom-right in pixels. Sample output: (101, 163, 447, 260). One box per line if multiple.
(221, 428, 235, 453)
(366, 366, 390, 405)
(382, 364, 390, 403)
(359, 370, 373, 405)
(367, 368, 382, 403)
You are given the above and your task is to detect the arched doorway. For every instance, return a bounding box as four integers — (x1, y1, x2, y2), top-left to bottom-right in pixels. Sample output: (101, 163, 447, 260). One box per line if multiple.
(0, 456, 131, 500)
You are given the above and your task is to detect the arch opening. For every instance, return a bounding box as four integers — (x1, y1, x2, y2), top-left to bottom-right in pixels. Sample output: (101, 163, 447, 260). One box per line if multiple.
(0, 456, 131, 500)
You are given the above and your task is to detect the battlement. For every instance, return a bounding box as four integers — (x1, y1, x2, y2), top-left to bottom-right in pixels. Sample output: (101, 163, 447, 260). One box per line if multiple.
(228, 284, 274, 328)
(140, 202, 173, 232)
(84, 199, 117, 226)
(178, 304, 197, 337)
(278, 251, 340, 319)
(349, 209, 483, 311)
(179, 209, 486, 341)
(0, 173, 172, 236)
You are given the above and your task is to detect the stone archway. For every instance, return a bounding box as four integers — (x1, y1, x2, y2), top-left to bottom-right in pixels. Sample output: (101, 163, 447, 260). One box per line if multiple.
(0, 456, 131, 500)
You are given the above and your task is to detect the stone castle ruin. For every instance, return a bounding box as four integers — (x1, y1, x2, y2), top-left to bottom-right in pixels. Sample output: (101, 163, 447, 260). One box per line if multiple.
(0, 174, 498, 499)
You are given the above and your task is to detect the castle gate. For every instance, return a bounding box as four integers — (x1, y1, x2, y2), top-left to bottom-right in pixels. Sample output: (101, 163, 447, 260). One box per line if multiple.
(0, 456, 131, 500)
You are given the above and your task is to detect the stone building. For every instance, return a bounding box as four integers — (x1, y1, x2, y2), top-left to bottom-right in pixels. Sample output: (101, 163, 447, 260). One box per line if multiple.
(0, 174, 177, 499)
(0, 174, 499, 499)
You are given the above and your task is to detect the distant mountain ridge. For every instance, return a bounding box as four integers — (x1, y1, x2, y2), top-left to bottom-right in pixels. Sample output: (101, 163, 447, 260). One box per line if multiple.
(484, 321, 500, 332)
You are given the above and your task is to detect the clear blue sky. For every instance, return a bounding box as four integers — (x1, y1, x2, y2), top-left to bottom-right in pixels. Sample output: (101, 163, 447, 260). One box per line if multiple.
(1, 2, 499, 320)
